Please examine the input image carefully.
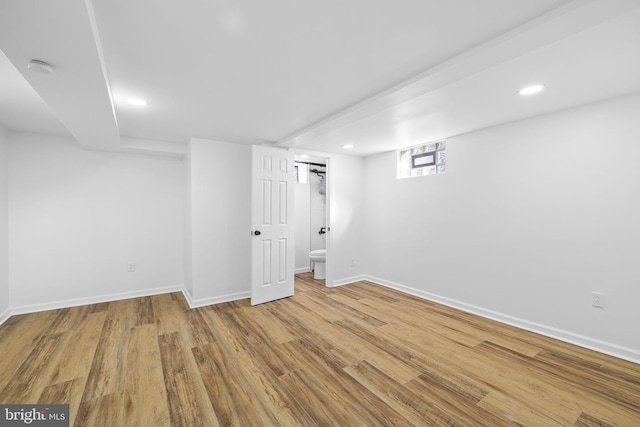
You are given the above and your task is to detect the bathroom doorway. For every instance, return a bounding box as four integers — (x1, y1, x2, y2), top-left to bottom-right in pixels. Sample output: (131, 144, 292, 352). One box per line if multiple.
(293, 154, 330, 286)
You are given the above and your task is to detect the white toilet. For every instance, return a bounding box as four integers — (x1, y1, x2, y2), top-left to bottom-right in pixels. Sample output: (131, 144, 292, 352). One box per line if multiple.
(309, 249, 326, 280)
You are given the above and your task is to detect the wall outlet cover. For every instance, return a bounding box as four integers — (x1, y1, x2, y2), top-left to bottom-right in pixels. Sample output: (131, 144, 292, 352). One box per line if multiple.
(592, 292, 605, 309)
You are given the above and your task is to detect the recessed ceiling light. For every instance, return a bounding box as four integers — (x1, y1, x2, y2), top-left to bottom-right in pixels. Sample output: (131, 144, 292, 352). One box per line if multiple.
(126, 97, 148, 106)
(27, 59, 53, 74)
(518, 84, 545, 96)
(342, 144, 354, 149)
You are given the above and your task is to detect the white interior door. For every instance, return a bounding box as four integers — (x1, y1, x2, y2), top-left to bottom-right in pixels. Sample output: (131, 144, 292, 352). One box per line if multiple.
(251, 145, 295, 305)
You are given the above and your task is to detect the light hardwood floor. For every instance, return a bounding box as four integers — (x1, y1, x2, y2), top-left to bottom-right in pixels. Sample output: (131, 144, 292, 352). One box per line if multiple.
(1, 273, 639, 426)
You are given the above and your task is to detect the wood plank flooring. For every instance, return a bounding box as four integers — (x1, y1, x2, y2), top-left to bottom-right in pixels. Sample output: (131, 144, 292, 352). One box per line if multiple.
(1, 273, 639, 426)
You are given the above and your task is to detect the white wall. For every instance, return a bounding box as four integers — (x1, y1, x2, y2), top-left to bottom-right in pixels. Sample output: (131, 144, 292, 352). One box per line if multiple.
(0, 126, 9, 321)
(185, 138, 251, 305)
(364, 92, 640, 361)
(328, 155, 366, 286)
(8, 132, 184, 312)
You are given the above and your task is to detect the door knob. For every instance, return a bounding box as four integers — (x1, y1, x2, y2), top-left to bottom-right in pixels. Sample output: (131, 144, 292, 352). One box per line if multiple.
(253, 230, 261, 236)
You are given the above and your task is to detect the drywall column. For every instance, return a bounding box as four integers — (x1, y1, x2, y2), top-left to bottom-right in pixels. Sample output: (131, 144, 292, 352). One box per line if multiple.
(183, 148, 194, 297)
(0, 126, 9, 322)
(185, 138, 251, 306)
(327, 154, 366, 286)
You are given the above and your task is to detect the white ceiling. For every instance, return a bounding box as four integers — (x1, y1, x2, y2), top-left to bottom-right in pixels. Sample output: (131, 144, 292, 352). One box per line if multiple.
(0, 50, 69, 136)
(1, 0, 639, 157)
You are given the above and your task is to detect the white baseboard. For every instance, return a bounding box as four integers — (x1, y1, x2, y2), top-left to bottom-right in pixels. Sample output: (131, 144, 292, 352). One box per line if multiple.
(365, 276, 640, 365)
(183, 290, 250, 309)
(9, 285, 184, 316)
(0, 307, 10, 326)
(4, 285, 250, 320)
(331, 275, 366, 288)
(6, 274, 637, 365)
(295, 267, 311, 274)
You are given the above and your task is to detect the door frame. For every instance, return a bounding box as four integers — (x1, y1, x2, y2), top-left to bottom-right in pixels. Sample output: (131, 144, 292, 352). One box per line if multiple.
(324, 158, 332, 287)
(292, 152, 332, 287)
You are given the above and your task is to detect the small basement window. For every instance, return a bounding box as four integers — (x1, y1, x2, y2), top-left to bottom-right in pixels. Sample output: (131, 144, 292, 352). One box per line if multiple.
(397, 140, 446, 179)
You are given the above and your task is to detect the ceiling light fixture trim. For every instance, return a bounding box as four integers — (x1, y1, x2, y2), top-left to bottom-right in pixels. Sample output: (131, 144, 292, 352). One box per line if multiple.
(126, 97, 148, 106)
(518, 84, 545, 96)
(27, 59, 53, 74)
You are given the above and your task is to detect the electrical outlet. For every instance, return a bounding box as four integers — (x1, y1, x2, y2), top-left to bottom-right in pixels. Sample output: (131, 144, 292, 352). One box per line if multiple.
(127, 263, 136, 273)
(350, 258, 355, 267)
(592, 292, 605, 308)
